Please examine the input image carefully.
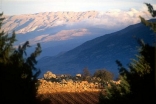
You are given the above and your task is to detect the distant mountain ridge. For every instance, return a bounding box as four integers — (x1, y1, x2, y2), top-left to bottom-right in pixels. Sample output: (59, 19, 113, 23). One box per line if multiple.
(4, 10, 150, 35)
(37, 19, 155, 78)
(3, 10, 151, 58)
(4, 11, 98, 34)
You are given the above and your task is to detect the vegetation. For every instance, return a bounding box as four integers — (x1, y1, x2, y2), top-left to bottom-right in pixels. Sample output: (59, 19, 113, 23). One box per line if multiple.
(81, 67, 91, 82)
(0, 13, 42, 104)
(99, 3, 155, 104)
(93, 69, 114, 83)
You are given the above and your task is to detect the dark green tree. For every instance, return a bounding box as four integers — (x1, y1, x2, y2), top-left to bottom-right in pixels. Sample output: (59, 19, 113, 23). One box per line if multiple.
(144, 3, 156, 17)
(141, 2, 156, 91)
(99, 3, 155, 104)
(99, 62, 131, 104)
(0, 13, 42, 104)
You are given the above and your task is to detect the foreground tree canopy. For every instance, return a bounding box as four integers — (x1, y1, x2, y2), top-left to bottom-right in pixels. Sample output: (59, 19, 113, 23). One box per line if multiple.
(0, 13, 42, 104)
(99, 3, 155, 104)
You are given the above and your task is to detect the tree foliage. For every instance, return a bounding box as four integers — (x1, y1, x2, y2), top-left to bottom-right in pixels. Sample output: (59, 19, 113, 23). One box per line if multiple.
(93, 69, 114, 83)
(99, 3, 155, 104)
(144, 3, 156, 17)
(81, 67, 91, 81)
(0, 13, 42, 104)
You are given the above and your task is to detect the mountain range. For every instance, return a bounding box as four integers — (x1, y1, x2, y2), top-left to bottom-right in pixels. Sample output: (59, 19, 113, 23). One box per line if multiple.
(37, 20, 155, 78)
(3, 10, 155, 78)
(3, 9, 151, 58)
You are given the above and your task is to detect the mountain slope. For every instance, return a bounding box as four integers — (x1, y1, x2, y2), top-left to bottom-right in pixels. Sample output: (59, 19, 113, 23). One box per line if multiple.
(3, 10, 151, 58)
(37, 19, 155, 78)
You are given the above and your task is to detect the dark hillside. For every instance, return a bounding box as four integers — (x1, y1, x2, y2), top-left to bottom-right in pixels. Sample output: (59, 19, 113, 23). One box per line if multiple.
(37, 19, 155, 78)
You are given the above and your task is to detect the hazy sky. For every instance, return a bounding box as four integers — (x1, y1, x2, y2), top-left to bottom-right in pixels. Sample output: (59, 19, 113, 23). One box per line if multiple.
(1, 0, 156, 15)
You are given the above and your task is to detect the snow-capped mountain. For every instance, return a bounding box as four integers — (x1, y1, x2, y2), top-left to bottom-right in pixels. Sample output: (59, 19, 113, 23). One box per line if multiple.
(3, 9, 152, 58)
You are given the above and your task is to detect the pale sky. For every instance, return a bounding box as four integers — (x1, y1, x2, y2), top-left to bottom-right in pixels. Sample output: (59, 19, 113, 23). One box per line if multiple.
(1, 0, 156, 15)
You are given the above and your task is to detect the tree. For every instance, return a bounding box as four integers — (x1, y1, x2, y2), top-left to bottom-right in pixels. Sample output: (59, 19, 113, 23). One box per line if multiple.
(144, 3, 156, 17)
(81, 67, 91, 82)
(93, 69, 114, 83)
(99, 3, 155, 104)
(139, 2, 156, 92)
(0, 13, 42, 104)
